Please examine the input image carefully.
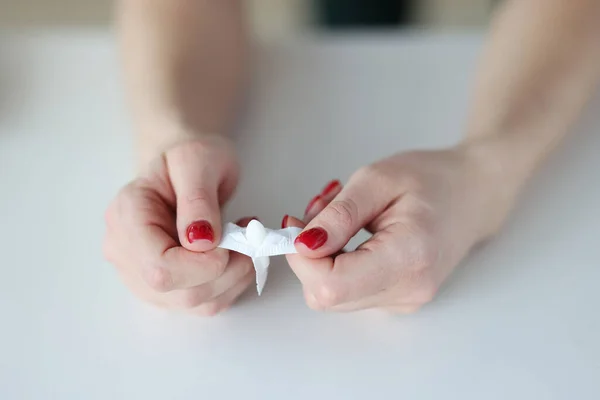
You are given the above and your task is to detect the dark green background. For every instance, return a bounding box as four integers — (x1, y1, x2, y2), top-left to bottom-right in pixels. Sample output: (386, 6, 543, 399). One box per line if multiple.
(314, 0, 414, 28)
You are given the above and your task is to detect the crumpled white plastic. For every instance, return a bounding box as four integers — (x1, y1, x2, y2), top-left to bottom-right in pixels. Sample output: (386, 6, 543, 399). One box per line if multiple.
(217, 220, 302, 294)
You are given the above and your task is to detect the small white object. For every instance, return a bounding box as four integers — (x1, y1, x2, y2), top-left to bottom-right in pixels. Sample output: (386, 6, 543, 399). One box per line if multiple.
(245, 220, 268, 247)
(217, 220, 302, 294)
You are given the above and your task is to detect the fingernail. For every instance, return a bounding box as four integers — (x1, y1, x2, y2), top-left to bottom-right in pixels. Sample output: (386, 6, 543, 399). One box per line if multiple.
(295, 227, 328, 250)
(304, 195, 322, 216)
(281, 214, 289, 229)
(186, 220, 214, 243)
(236, 216, 259, 227)
(321, 179, 341, 196)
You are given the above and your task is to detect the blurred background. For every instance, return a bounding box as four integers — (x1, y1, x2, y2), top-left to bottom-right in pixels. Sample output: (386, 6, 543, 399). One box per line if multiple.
(1, 0, 495, 36)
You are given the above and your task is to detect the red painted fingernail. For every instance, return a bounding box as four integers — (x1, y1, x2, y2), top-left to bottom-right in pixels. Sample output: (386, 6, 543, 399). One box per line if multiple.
(294, 227, 328, 250)
(304, 195, 322, 216)
(281, 214, 289, 229)
(321, 179, 341, 196)
(186, 220, 214, 243)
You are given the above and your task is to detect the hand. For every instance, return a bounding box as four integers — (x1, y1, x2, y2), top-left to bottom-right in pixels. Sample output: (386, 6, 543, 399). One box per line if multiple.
(103, 135, 255, 315)
(284, 146, 510, 313)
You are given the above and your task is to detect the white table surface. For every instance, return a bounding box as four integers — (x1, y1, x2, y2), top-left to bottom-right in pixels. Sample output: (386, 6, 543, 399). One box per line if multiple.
(1, 30, 599, 400)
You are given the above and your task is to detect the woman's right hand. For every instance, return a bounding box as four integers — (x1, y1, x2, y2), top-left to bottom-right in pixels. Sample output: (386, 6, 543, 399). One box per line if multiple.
(103, 135, 255, 315)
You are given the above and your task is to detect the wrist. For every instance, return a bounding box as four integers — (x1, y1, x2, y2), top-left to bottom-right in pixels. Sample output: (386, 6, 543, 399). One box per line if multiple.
(458, 134, 533, 240)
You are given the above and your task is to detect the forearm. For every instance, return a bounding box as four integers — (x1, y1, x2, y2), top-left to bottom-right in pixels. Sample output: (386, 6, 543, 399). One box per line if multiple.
(462, 0, 600, 235)
(117, 0, 248, 166)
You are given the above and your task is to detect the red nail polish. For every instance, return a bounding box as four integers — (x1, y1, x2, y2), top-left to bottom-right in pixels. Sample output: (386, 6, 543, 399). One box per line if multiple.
(294, 227, 328, 250)
(321, 179, 341, 196)
(186, 220, 214, 243)
(281, 214, 289, 229)
(304, 195, 322, 216)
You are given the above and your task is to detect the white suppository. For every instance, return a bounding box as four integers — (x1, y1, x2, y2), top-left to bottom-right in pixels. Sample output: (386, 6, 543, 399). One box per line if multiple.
(217, 220, 302, 294)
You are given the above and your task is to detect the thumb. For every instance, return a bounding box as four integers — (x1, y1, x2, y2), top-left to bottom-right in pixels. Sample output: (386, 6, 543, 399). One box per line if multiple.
(166, 144, 234, 252)
(294, 170, 393, 257)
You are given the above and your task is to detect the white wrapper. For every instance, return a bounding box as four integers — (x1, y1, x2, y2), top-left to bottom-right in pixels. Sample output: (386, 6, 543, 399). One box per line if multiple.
(217, 220, 302, 294)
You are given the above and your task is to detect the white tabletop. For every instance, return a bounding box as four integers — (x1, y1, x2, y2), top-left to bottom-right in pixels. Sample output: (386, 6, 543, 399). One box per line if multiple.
(1, 30, 599, 400)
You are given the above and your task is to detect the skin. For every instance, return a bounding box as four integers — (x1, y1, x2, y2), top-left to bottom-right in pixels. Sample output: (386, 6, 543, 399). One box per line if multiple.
(104, 0, 251, 315)
(104, 0, 600, 314)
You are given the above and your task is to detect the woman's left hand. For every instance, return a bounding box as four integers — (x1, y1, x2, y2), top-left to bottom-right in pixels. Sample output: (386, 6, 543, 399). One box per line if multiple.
(283, 146, 514, 313)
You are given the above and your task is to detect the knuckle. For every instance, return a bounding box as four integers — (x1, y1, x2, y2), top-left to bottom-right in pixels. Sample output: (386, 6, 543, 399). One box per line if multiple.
(118, 182, 140, 208)
(400, 304, 422, 314)
(105, 182, 141, 227)
(395, 248, 439, 306)
(104, 196, 125, 228)
(310, 282, 345, 309)
(194, 302, 222, 317)
(134, 293, 168, 310)
(169, 138, 214, 158)
(412, 238, 439, 269)
(305, 292, 324, 310)
(181, 187, 213, 207)
(142, 266, 173, 292)
(190, 250, 228, 280)
(178, 288, 210, 309)
(101, 237, 114, 264)
(351, 164, 377, 182)
(103, 203, 116, 227)
(411, 284, 438, 305)
(402, 271, 438, 305)
(399, 172, 424, 193)
(215, 260, 228, 278)
(388, 304, 422, 314)
(324, 199, 358, 230)
(351, 163, 402, 198)
(397, 235, 439, 270)
(198, 251, 229, 279)
(353, 163, 392, 186)
(236, 260, 254, 279)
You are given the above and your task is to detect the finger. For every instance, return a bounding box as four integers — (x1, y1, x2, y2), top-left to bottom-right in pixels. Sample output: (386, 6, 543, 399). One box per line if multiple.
(286, 251, 379, 310)
(294, 171, 395, 257)
(285, 217, 317, 277)
(288, 227, 413, 309)
(304, 180, 343, 222)
(288, 250, 370, 311)
(166, 144, 235, 252)
(205, 251, 254, 299)
(308, 297, 422, 314)
(114, 264, 168, 308)
(167, 251, 254, 309)
(191, 270, 255, 316)
(292, 251, 402, 312)
(314, 298, 379, 313)
(143, 214, 257, 291)
(284, 215, 345, 258)
(131, 221, 230, 291)
(166, 215, 255, 307)
(143, 213, 257, 293)
(326, 292, 396, 312)
(282, 214, 305, 229)
(110, 188, 231, 292)
(303, 196, 328, 224)
(325, 293, 424, 313)
(293, 224, 438, 310)
(382, 304, 422, 314)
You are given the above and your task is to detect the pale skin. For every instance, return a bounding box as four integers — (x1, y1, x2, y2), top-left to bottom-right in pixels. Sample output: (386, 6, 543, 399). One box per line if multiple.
(103, 0, 600, 315)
